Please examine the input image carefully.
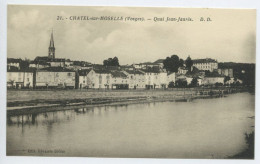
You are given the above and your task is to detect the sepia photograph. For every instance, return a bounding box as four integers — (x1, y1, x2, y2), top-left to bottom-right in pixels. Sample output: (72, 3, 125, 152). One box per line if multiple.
(6, 5, 256, 159)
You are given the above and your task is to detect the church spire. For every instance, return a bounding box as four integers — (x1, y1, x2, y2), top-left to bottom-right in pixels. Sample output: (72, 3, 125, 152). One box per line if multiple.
(48, 29, 55, 59)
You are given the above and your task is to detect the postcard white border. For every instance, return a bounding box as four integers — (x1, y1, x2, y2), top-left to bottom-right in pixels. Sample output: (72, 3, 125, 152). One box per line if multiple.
(0, 0, 259, 164)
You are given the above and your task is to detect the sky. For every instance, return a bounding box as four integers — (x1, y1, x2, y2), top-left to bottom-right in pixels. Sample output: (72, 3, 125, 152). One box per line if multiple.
(7, 5, 256, 65)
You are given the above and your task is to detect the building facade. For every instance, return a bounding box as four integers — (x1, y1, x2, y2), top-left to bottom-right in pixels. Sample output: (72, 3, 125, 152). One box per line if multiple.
(35, 67, 75, 88)
(217, 68, 233, 78)
(193, 58, 218, 72)
(110, 71, 129, 89)
(202, 76, 225, 85)
(78, 69, 91, 89)
(124, 70, 145, 89)
(7, 71, 34, 88)
(86, 69, 112, 89)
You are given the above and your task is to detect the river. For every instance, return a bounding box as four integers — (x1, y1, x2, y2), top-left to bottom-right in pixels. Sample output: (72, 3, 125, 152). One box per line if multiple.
(6, 92, 255, 158)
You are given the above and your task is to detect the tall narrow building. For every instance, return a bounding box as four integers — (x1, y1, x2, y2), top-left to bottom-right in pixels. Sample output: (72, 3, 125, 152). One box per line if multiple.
(48, 30, 55, 59)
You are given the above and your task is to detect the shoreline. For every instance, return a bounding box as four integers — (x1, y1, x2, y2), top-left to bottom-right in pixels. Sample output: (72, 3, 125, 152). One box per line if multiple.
(7, 88, 246, 116)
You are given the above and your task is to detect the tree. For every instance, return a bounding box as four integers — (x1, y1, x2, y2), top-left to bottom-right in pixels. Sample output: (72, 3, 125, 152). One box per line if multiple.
(103, 57, 120, 67)
(163, 55, 181, 73)
(175, 79, 187, 88)
(179, 59, 184, 67)
(111, 57, 119, 66)
(190, 78, 198, 87)
(224, 76, 231, 83)
(20, 59, 30, 70)
(168, 81, 175, 88)
(185, 56, 193, 72)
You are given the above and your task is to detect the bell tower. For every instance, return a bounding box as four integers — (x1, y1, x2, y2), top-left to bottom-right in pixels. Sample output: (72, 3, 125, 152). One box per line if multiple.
(48, 29, 55, 59)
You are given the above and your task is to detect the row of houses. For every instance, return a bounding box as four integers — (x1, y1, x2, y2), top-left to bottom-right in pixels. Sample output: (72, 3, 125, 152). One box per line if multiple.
(78, 69, 175, 89)
(7, 65, 238, 90)
(6, 67, 175, 89)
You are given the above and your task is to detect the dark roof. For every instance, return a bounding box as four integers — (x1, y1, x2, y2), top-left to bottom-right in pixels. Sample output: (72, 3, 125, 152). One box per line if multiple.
(193, 58, 217, 64)
(140, 68, 161, 73)
(7, 66, 36, 72)
(167, 72, 175, 76)
(34, 57, 65, 62)
(120, 65, 134, 68)
(73, 60, 92, 66)
(7, 58, 22, 63)
(30, 61, 50, 65)
(154, 59, 165, 64)
(111, 71, 127, 78)
(78, 69, 91, 76)
(50, 58, 65, 62)
(93, 69, 111, 74)
(140, 62, 160, 65)
(124, 70, 144, 75)
(38, 67, 74, 72)
(205, 71, 225, 77)
(34, 56, 50, 62)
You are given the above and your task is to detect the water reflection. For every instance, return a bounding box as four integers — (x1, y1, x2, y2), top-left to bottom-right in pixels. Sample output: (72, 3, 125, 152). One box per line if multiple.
(7, 93, 255, 158)
(7, 104, 131, 128)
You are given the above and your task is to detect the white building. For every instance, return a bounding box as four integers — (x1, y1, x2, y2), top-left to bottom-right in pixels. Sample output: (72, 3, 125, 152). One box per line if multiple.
(78, 69, 91, 89)
(86, 69, 112, 89)
(217, 68, 233, 78)
(124, 70, 146, 89)
(29, 61, 50, 69)
(167, 72, 176, 84)
(140, 69, 168, 89)
(178, 67, 188, 74)
(133, 62, 162, 70)
(7, 71, 34, 88)
(110, 71, 129, 89)
(49, 58, 65, 67)
(35, 67, 75, 88)
(158, 71, 168, 89)
(193, 58, 218, 72)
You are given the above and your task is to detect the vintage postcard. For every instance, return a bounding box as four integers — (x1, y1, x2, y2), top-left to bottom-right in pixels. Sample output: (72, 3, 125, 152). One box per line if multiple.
(6, 5, 256, 159)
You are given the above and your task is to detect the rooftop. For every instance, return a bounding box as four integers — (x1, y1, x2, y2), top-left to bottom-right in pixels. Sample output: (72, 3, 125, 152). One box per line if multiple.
(93, 69, 111, 74)
(140, 68, 161, 73)
(78, 69, 91, 76)
(193, 58, 217, 64)
(124, 70, 144, 75)
(110, 71, 128, 78)
(38, 67, 74, 72)
(7, 58, 22, 63)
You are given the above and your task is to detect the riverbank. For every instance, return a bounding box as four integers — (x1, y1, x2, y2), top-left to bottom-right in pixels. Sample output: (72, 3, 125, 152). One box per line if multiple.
(7, 87, 247, 116)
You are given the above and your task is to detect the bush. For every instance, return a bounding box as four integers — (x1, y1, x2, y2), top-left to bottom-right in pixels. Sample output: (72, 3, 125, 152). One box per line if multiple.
(168, 81, 175, 88)
(175, 79, 187, 88)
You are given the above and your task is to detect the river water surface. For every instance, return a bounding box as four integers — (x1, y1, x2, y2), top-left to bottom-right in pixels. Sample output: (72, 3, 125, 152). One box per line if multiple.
(7, 92, 255, 158)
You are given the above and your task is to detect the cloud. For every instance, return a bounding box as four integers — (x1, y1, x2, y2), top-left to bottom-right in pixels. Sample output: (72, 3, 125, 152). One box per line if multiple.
(7, 5, 256, 64)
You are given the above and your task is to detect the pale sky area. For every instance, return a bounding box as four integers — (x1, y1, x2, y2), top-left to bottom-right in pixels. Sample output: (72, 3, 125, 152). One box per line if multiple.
(7, 5, 256, 64)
